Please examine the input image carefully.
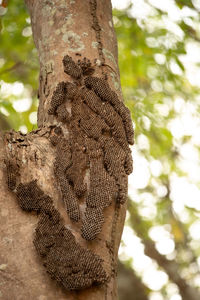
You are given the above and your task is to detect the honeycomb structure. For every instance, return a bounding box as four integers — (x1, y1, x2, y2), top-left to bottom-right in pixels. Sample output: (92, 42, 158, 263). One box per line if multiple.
(77, 57, 95, 76)
(81, 139, 117, 240)
(47, 55, 134, 239)
(4, 160, 19, 191)
(84, 76, 134, 145)
(5, 53, 134, 291)
(48, 81, 67, 115)
(5, 173, 107, 290)
(63, 55, 82, 79)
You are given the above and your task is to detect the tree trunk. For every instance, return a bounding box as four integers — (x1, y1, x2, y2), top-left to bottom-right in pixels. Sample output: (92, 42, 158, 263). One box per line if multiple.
(0, 1, 133, 299)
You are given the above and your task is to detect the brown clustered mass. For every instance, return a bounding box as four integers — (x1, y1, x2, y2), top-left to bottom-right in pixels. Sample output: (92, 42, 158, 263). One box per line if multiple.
(77, 57, 95, 76)
(63, 55, 82, 79)
(48, 81, 67, 115)
(81, 87, 133, 176)
(5, 172, 107, 290)
(50, 134, 81, 222)
(84, 76, 134, 145)
(5, 54, 133, 291)
(4, 160, 19, 191)
(48, 55, 134, 241)
(81, 139, 117, 240)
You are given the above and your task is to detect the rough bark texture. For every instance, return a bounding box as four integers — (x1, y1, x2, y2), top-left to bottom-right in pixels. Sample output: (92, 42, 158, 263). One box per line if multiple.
(0, 1, 133, 299)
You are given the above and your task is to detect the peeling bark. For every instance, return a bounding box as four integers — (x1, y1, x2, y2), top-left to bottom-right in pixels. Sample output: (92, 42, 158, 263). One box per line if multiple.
(0, 1, 133, 299)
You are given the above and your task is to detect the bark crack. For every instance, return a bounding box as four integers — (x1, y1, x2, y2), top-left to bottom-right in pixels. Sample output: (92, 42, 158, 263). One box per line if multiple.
(89, 0, 106, 76)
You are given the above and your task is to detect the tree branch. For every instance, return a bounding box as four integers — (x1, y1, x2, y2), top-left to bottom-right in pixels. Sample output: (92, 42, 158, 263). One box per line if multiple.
(128, 201, 200, 300)
(118, 260, 149, 300)
(0, 62, 22, 76)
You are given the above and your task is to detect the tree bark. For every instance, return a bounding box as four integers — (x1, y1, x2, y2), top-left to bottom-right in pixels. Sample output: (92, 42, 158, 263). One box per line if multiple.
(0, 1, 133, 300)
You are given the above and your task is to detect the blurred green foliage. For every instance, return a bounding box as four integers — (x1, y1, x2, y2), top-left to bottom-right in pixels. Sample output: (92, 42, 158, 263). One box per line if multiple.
(113, 1, 200, 299)
(1, 0, 200, 299)
(0, 0, 38, 131)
